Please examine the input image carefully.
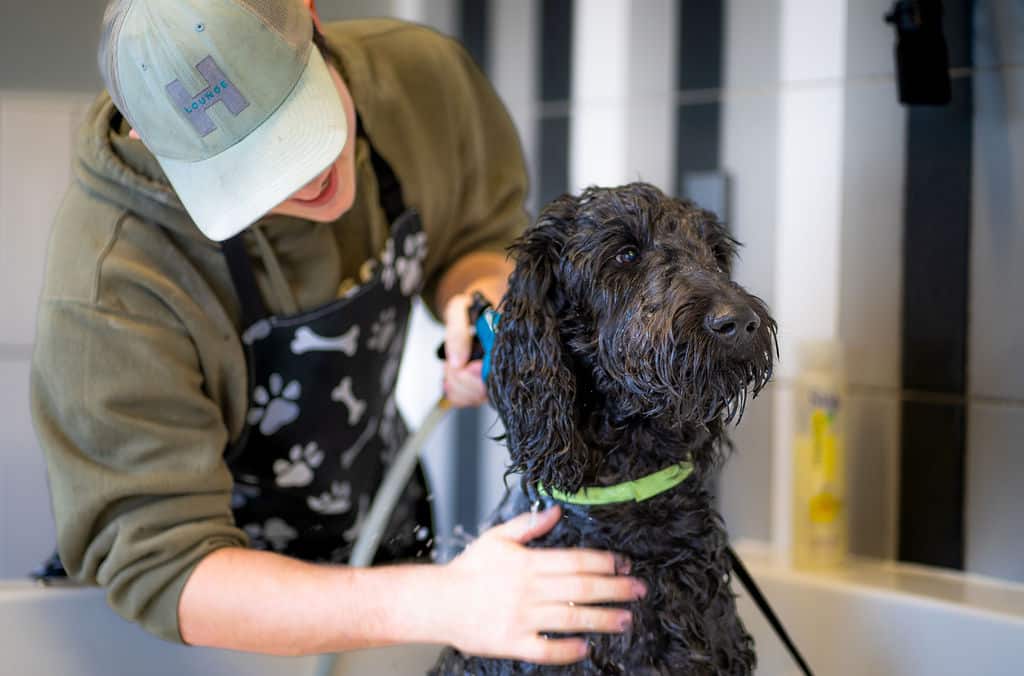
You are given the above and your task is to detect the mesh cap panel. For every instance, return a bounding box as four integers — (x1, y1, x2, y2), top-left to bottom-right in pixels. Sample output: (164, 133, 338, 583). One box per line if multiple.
(235, 0, 312, 50)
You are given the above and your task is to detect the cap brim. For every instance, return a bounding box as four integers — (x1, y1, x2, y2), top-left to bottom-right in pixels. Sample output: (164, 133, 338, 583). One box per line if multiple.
(156, 48, 347, 242)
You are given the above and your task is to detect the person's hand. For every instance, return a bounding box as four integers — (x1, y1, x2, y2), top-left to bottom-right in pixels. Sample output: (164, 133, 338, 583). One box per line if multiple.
(442, 292, 488, 407)
(436, 506, 647, 664)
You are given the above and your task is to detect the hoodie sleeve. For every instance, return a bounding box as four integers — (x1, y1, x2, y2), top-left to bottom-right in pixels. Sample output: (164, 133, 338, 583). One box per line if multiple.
(31, 295, 248, 644)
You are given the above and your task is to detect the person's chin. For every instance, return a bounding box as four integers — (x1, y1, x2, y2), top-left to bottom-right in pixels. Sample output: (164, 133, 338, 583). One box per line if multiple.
(276, 186, 354, 223)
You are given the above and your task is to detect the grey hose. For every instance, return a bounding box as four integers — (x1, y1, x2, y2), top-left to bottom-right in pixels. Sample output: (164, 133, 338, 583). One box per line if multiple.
(315, 398, 452, 676)
(349, 398, 451, 566)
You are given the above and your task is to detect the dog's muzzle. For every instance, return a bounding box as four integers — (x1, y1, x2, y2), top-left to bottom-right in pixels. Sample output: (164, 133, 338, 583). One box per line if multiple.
(704, 301, 762, 350)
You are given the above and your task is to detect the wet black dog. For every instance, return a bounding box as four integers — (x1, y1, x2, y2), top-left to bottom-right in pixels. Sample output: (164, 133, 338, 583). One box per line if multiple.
(433, 183, 777, 675)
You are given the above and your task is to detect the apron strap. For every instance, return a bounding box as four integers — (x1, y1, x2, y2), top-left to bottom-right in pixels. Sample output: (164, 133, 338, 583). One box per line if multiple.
(356, 114, 408, 223)
(223, 234, 270, 327)
(221, 115, 408, 328)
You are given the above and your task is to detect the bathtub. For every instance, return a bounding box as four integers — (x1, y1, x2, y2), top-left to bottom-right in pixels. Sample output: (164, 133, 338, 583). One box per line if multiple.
(2, 543, 1022, 675)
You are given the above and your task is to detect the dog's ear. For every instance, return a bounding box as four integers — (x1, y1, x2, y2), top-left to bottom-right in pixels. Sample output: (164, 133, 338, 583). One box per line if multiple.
(490, 194, 588, 493)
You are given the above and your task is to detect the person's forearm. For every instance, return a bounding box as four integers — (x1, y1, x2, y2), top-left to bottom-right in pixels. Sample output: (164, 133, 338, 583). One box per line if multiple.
(178, 547, 448, 656)
(435, 251, 514, 312)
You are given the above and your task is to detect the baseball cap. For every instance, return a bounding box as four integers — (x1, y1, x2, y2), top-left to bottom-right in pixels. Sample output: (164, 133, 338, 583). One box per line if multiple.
(98, 0, 347, 241)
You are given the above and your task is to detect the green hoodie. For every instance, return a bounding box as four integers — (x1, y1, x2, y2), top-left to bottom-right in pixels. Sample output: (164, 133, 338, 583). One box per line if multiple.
(31, 19, 528, 643)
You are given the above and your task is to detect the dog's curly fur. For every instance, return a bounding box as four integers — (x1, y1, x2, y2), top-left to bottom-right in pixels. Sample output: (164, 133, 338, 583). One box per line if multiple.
(432, 183, 777, 675)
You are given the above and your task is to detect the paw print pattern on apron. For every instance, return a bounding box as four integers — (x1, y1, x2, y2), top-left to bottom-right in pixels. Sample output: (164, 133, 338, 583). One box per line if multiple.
(221, 119, 434, 564)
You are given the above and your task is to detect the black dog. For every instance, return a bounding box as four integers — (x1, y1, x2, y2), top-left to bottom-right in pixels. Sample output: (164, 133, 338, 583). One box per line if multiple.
(433, 183, 777, 675)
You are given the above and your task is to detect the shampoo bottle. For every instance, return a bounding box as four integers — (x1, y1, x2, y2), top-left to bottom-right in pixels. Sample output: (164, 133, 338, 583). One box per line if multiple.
(792, 340, 848, 568)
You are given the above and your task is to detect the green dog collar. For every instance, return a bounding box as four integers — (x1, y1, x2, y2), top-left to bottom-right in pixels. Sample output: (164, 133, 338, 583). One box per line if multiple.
(538, 460, 695, 506)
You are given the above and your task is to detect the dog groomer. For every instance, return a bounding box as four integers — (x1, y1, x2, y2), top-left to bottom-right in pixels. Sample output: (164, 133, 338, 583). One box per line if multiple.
(31, 0, 646, 665)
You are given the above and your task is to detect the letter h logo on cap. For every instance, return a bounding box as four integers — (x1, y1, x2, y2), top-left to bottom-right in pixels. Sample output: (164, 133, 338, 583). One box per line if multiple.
(166, 56, 250, 137)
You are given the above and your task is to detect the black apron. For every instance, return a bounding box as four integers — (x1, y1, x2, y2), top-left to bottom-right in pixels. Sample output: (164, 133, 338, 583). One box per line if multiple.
(221, 124, 434, 565)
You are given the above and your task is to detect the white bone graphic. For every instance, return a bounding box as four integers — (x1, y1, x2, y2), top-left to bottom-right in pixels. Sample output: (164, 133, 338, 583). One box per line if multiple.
(341, 417, 379, 469)
(331, 377, 367, 426)
(290, 325, 359, 356)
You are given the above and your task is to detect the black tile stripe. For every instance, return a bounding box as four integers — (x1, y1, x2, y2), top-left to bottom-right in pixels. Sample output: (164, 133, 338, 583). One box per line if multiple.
(900, 402, 967, 569)
(898, 0, 974, 570)
(677, 103, 722, 175)
(452, 0, 494, 533)
(538, 0, 573, 207)
(677, 0, 723, 92)
(540, 0, 574, 102)
(676, 1, 724, 199)
(459, 0, 490, 74)
(538, 116, 571, 209)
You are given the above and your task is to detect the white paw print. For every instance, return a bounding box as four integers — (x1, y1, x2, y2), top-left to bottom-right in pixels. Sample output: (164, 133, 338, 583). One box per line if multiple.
(247, 373, 301, 435)
(308, 481, 353, 514)
(396, 232, 428, 296)
(244, 518, 298, 552)
(273, 442, 324, 488)
(367, 308, 398, 352)
(379, 239, 397, 290)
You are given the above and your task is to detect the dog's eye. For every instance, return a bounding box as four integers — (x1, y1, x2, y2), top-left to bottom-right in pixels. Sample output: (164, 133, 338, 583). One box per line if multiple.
(614, 246, 640, 265)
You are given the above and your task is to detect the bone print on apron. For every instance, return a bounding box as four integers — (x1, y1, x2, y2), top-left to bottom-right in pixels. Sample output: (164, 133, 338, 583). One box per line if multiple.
(222, 123, 433, 564)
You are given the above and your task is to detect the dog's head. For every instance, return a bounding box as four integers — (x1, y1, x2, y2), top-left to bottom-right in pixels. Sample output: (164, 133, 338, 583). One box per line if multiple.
(490, 183, 777, 492)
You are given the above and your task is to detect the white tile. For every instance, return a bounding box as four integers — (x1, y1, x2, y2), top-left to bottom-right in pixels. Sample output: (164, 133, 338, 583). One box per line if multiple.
(570, 102, 631, 190)
(626, 0, 676, 98)
(723, 0, 782, 92)
(0, 94, 78, 347)
(775, 84, 846, 377)
(839, 79, 906, 390)
(970, 68, 1024, 401)
(0, 359, 55, 578)
(720, 386, 776, 542)
(393, 0, 457, 36)
(779, 0, 847, 84)
(626, 93, 677, 192)
(625, 0, 677, 191)
(490, 0, 539, 213)
(721, 91, 779, 307)
(845, 0, 900, 78)
(569, 0, 631, 190)
(844, 390, 900, 560)
(966, 403, 1024, 584)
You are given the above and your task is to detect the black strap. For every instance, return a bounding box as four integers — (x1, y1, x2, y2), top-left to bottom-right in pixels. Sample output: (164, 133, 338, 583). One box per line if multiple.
(222, 116, 408, 327)
(727, 546, 815, 676)
(223, 234, 269, 327)
(356, 114, 407, 223)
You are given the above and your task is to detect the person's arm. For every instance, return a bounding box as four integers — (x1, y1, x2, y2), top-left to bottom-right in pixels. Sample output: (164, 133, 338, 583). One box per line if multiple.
(179, 506, 646, 664)
(435, 251, 514, 406)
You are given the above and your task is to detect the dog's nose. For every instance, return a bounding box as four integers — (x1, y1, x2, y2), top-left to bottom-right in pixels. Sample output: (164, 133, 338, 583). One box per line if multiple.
(705, 304, 761, 345)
